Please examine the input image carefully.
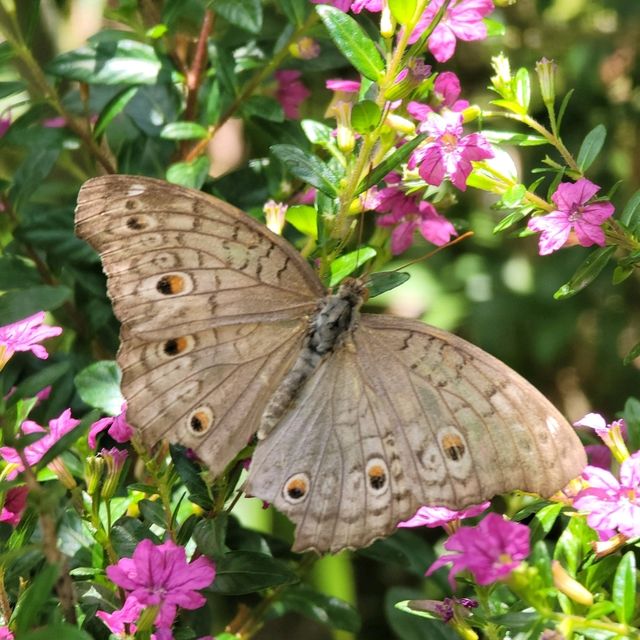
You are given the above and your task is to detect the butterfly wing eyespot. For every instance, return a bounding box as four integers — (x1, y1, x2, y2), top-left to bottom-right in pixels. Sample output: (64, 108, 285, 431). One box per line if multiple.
(188, 407, 215, 436)
(161, 335, 194, 358)
(441, 432, 466, 461)
(366, 458, 389, 494)
(156, 273, 192, 296)
(283, 473, 310, 504)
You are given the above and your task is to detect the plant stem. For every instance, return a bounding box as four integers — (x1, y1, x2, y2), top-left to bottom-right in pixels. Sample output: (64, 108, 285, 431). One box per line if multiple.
(185, 12, 319, 163)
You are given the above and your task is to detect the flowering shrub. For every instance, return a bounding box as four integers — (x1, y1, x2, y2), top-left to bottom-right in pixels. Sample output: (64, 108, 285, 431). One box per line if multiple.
(0, 1, 639, 639)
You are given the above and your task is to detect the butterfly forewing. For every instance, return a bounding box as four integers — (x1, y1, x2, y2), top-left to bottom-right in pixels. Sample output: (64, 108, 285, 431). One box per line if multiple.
(75, 175, 323, 473)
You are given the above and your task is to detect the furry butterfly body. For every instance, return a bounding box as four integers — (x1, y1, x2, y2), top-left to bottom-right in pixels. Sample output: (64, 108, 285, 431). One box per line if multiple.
(75, 175, 586, 553)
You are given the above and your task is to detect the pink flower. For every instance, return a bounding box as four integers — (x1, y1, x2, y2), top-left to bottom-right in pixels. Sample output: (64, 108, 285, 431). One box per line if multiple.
(103, 539, 216, 633)
(527, 179, 615, 255)
(398, 502, 490, 529)
(409, 0, 495, 62)
(426, 513, 530, 588)
(0, 486, 28, 527)
(326, 78, 361, 94)
(275, 70, 310, 119)
(370, 174, 457, 254)
(0, 409, 80, 477)
(0, 626, 14, 640)
(407, 72, 468, 121)
(311, 0, 352, 10)
(0, 312, 62, 366)
(0, 117, 10, 138)
(409, 110, 493, 191)
(88, 402, 133, 449)
(97, 594, 142, 636)
(573, 453, 640, 540)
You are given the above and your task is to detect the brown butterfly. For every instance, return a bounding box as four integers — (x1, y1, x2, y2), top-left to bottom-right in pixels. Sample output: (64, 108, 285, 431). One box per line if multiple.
(75, 175, 586, 553)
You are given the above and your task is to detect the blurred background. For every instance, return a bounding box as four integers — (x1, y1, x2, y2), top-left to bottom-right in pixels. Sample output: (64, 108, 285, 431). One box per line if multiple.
(2, 0, 640, 638)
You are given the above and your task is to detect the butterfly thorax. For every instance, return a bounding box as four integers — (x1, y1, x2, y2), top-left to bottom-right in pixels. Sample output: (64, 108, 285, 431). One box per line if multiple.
(257, 278, 366, 440)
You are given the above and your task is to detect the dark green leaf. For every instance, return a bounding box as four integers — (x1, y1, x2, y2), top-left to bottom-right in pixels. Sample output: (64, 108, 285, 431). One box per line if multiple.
(75, 360, 123, 416)
(0, 255, 40, 289)
(612, 551, 636, 624)
(12, 361, 70, 401)
(210, 550, 298, 595)
(214, 0, 263, 33)
(553, 245, 616, 299)
(622, 397, 640, 452)
(9, 147, 60, 213)
(0, 286, 71, 325)
(316, 5, 384, 81)
(47, 40, 162, 84)
(529, 502, 564, 545)
(359, 530, 435, 577)
(388, 0, 418, 25)
(93, 85, 139, 137)
(271, 144, 339, 197)
(612, 265, 634, 285)
(19, 625, 93, 640)
(493, 207, 531, 233)
(194, 516, 229, 559)
(272, 584, 360, 632)
(620, 188, 640, 232)
(139, 500, 168, 528)
(329, 247, 376, 286)
(366, 271, 410, 297)
(166, 157, 210, 190)
(356, 133, 427, 195)
(170, 444, 213, 509)
(111, 517, 161, 557)
(351, 100, 382, 134)
(160, 121, 209, 140)
(242, 95, 284, 122)
(13, 563, 59, 632)
(0, 81, 24, 99)
(624, 340, 640, 366)
(556, 89, 574, 130)
(577, 124, 606, 172)
(277, 0, 309, 25)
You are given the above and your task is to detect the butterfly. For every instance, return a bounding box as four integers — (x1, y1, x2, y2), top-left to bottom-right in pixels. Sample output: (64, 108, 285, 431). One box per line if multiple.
(75, 175, 586, 554)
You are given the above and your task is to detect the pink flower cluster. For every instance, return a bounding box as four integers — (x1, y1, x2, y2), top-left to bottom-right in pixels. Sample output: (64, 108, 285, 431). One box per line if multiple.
(98, 539, 216, 639)
(0, 312, 62, 366)
(88, 402, 134, 448)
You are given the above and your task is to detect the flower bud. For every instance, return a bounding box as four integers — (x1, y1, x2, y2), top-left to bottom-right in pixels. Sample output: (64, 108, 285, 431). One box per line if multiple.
(289, 37, 320, 60)
(380, 2, 395, 39)
(536, 57, 557, 105)
(84, 455, 105, 496)
(263, 200, 288, 235)
(100, 447, 128, 500)
(48, 457, 77, 490)
(491, 53, 514, 98)
(551, 560, 594, 606)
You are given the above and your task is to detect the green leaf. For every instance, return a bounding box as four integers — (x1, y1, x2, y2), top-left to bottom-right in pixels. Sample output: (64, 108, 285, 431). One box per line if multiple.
(301, 119, 334, 147)
(622, 397, 640, 452)
(612, 551, 636, 624)
(501, 183, 527, 207)
(388, 0, 418, 25)
(586, 600, 616, 620)
(329, 247, 376, 286)
(624, 340, 640, 366)
(93, 85, 139, 137)
(160, 121, 209, 140)
(241, 95, 284, 122)
(272, 584, 360, 632)
(529, 502, 563, 545)
(19, 625, 93, 640)
(493, 207, 531, 233)
(366, 272, 410, 298)
(194, 516, 229, 559)
(0, 80, 24, 99)
(13, 563, 59, 632)
(359, 530, 435, 577)
(484, 17, 506, 37)
(10, 147, 60, 213)
(271, 144, 339, 197)
(74, 360, 124, 416)
(619, 188, 640, 231)
(553, 245, 616, 299)
(554, 515, 596, 575)
(48, 40, 162, 84)
(482, 130, 547, 146)
(169, 444, 213, 510)
(316, 5, 384, 81)
(577, 124, 606, 172)
(277, 0, 309, 25)
(356, 133, 427, 195)
(612, 265, 634, 285)
(394, 600, 439, 620)
(211, 551, 298, 595)
(514, 67, 530, 113)
(12, 361, 70, 401)
(215, 0, 263, 33)
(556, 89, 574, 130)
(0, 286, 71, 325)
(138, 499, 167, 528)
(166, 156, 210, 190)
(0, 255, 40, 289)
(351, 100, 382, 134)
(286, 205, 318, 239)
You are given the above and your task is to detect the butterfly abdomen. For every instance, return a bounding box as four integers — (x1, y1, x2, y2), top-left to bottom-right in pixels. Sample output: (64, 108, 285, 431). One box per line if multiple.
(257, 279, 366, 440)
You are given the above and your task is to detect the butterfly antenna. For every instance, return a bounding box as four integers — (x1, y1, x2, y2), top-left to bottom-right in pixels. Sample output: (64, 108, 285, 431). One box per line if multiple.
(390, 231, 474, 273)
